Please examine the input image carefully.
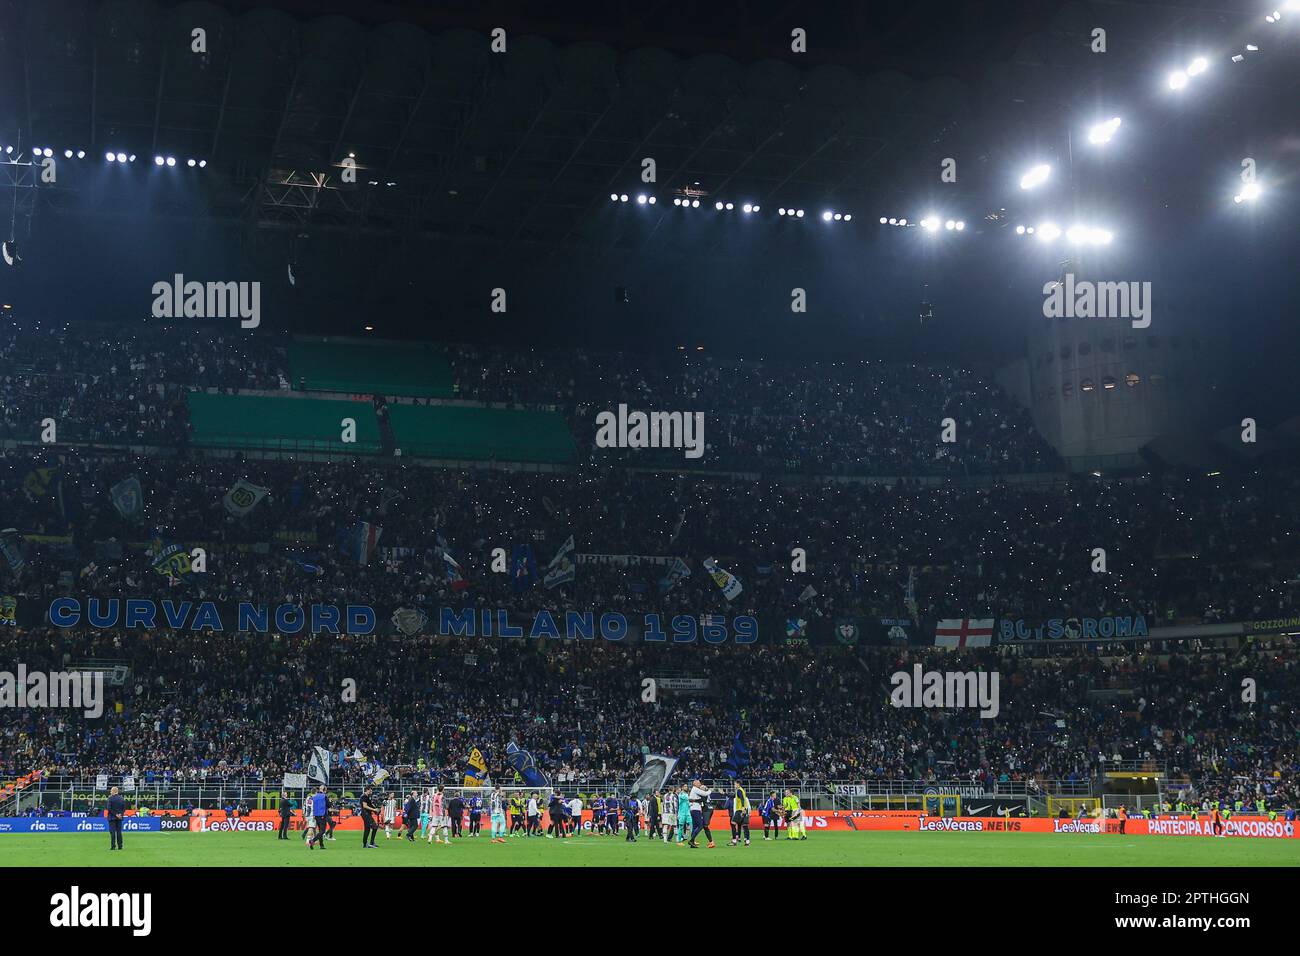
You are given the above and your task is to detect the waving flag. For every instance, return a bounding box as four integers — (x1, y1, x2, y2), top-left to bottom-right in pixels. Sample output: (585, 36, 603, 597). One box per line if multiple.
(544, 535, 576, 589)
(463, 747, 489, 787)
(631, 754, 678, 797)
(338, 521, 383, 566)
(722, 731, 751, 779)
(657, 557, 691, 594)
(109, 476, 144, 520)
(703, 558, 743, 601)
(307, 746, 331, 783)
(935, 618, 994, 648)
(223, 479, 271, 518)
(0, 529, 25, 571)
(511, 544, 540, 592)
(505, 741, 550, 788)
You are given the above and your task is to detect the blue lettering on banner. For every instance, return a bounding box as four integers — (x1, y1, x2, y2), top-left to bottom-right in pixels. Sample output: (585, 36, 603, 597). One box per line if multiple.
(1000, 615, 1148, 641)
(45, 599, 765, 643)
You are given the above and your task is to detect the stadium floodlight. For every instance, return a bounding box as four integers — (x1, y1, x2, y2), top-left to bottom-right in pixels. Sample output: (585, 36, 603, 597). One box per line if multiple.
(76, 150, 85, 159)
(1234, 182, 1262, 203)
(954, 220, 964, 230)
(1020, 163, 1051, 190)
(1090, 228, 1113, 244)
(636, 194, 647, 204)
(1246, 44, 1259, 51)
(154, 156, 165, 166)
(42, 148, 53, 157)
(795, 209, 804, 218)
(822, 211, 833, 221)
(672, 197, 681, 206)
(715, 201, 724, 210)
(833, 213, 843, 220)
(1187, 56, 1209, 76)
(1087, 116, 1122, 145)
(106, 151, 116, 161)
(647, 195, 656, 204)
(64, 149, 73, 158)
(841, 213, 849, 220)
(1066, 224, 1089, 244)
(128, 154, 136, 162)
(1015, 224, 1026, 235)
(779, 207, 787, 216)
(619, 194, 628, 202)
(198, 159, 206, 168)
(1168, 70, 1188, 90)
(187, 158, 196, 167)
(4, 146, 11, 154)
(879, 216, 888, 224)
(742, 203, 753, 213)
(1036, 222, 1061, 242)
(897, 217, 907, 225)
(610, 193, 618, 201)
(725, 202, 734, 210)
(166, 156, 176, 167)
(691, 199, 699, 207)
(945, 219, 956, 230)
(116, 152, 128, 163)
(920, 216, 939, 231)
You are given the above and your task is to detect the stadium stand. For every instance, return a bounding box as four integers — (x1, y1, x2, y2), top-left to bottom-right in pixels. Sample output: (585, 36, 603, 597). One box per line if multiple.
(288, 339, 454, 398)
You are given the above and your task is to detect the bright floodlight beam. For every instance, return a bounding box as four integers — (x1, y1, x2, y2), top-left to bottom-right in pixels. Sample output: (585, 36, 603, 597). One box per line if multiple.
(1020, 163, 1051, 190)
(1168, 70, 1188, 90)
(1234, 182, 1262, 203)
(1187, 56, 1209, 76)
(1088, 116, 1122, 145)
(1036, 222, 1062, 242)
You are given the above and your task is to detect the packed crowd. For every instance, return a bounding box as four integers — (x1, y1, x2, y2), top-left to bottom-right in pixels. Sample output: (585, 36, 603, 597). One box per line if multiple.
(2, 632, 1295, 811)
(0, 323, 286, 446)
(0, 322, 1058, 477)
(4, 449, 1298, 625)
(448, 343, 1060, 475)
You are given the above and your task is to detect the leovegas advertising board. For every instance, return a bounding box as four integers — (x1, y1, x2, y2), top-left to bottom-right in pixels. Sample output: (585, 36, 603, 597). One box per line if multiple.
(867, 815, 1298, 838)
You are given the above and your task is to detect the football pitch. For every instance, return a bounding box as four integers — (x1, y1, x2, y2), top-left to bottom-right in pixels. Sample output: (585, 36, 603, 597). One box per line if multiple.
(4, 831, 1297, 867)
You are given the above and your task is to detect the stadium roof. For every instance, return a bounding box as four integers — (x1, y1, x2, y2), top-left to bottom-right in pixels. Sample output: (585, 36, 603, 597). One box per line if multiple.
(4, 0, 1286, 249)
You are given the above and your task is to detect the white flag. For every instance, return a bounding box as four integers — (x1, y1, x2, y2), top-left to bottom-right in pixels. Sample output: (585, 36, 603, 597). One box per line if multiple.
(223, 479, 271, 518)
(307, 746, 331, 783)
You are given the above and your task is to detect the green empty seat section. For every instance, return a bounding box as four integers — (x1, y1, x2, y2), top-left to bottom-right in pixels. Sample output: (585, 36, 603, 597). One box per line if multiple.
(388, 404, 575, 463)
(187, 393, 383, 454)
(289, 340, 453, 398)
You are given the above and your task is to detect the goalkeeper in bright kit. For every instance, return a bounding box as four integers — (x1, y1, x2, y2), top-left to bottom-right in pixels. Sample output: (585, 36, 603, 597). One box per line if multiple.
(782, 788, 807, 840)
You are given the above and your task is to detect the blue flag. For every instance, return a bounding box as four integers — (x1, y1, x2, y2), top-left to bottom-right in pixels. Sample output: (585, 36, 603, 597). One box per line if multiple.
(510, 544, 540, 592)
(505, 741, 550, 788)
(722, 731, 750, 779)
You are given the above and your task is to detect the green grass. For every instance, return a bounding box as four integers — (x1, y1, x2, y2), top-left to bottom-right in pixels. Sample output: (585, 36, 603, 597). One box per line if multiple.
(3, 831, 1297, 867)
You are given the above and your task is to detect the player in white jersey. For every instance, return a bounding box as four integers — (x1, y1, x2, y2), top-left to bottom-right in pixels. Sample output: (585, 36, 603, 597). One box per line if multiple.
(489, 786, 508, 843)
(419, 788, 433, 839)
(382, 794, 398, 839)
(568, 795, 583, 837)
(662, 788, 678, 843)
